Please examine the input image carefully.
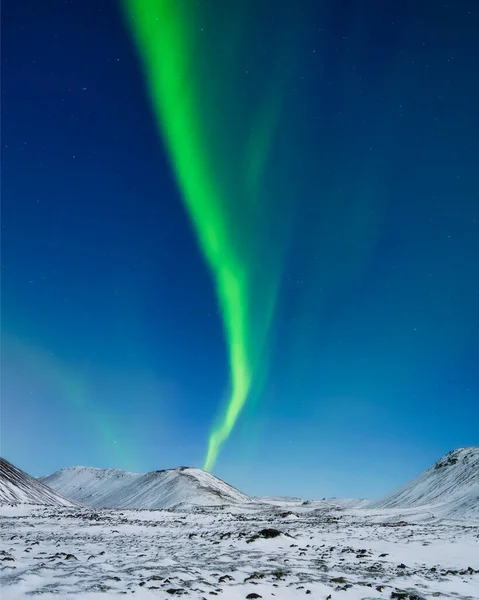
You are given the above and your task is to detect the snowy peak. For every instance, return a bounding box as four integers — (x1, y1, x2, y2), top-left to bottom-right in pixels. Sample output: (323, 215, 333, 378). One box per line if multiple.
(372, 446, 479, 520)
(41, 465, 250, 510)
(432, 447, 477, 471)
(0, 457, 77, 507)
(40, 466, 140, 507)
(100, 466, 251, 510)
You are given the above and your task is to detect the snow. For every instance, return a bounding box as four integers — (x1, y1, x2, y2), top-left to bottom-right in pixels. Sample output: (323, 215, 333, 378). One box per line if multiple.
(254, 496, 306, 506)
(1, 448, 478, 598)
(40, 465, 251, 509)
(0, 458, 76, 507)
(372, 447, 479, 521)
(39, 466, 139, 506)
(1, 502, 478, 599)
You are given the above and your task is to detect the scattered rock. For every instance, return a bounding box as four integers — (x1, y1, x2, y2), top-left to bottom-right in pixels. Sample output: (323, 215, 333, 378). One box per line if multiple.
(272, 570, 287, 580)
(247, 528, 283, 543)
(244, 572, 265, 582)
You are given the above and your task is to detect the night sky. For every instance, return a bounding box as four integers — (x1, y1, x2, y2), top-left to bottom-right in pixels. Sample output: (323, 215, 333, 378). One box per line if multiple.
(2, 0, 478, 499)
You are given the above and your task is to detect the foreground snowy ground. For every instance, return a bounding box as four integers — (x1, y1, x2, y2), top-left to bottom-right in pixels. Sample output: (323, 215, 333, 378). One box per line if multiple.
(1, 503, 478, 600)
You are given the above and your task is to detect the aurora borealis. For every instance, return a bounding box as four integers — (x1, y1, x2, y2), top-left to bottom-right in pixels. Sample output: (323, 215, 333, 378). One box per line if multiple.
(122, 0, 295, 470)
(2, 0, 478, 497)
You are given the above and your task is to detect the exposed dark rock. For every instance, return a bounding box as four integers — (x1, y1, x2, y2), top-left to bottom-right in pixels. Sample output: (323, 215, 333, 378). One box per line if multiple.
(259, 529, 282, 538)
(244, 572, 265, 582)
(247, 528, 283, 543)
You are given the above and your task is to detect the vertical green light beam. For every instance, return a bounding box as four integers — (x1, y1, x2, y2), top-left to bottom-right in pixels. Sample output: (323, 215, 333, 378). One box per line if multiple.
(123, 0, 273, 470)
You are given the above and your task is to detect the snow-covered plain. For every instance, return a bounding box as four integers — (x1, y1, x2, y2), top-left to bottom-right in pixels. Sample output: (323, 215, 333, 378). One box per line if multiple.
(1, 501, 478, 599)
(2, 448, 478, 599)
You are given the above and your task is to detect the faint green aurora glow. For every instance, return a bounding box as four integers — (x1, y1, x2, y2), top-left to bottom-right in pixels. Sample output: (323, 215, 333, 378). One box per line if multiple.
(122, 0, 291, 470)
(4, 335, 129, 466)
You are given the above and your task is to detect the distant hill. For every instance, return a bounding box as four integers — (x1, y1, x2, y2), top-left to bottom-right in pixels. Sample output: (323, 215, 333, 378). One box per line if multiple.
(41, 465, 251, 509)
(255, 496, 371, 509)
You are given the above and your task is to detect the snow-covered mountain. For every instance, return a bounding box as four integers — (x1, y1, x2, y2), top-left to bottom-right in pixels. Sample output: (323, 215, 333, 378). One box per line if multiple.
(0, 457, 77, 507)
(40, 466, 139, 507)
(372, 447, 479, 520)
(41, 465, 251, 509)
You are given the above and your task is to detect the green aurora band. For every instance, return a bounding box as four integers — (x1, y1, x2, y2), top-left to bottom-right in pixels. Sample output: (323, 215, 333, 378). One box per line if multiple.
(123, 0, 292, 470)
(4, 335, 130, 468)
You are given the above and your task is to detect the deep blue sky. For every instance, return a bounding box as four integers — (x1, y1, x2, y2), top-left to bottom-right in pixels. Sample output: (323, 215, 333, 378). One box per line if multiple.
(1, 0, 478, 499)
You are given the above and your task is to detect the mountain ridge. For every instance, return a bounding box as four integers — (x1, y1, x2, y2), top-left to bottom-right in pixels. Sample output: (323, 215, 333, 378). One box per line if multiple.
(41, 464, 251, 509)
(4, 446, 477, 519)
(371, 446, 479, 520)
(0, 457, 78, 507)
